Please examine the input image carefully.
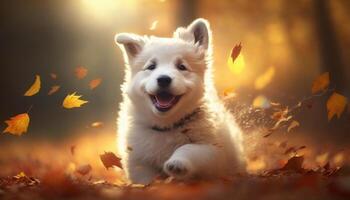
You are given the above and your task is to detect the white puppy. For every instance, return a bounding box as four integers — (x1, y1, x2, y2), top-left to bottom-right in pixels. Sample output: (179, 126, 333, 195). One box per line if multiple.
(115, 18, 246, 184)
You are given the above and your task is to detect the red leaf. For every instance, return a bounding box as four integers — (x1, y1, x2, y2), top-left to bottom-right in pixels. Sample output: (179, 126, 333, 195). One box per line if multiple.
(230, 42, 242, 63)
(100, 152, 122, 169)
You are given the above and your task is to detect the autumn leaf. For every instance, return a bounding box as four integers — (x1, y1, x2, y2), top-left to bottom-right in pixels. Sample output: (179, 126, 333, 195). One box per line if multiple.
(223, 87, 236, 97)
(3, 113, 30, 136)
(50, 73, 57, 79)
(327, 92, 348, 121)
(255, 66, 275, 90)
(149, 20, 158, 30)
(76, 164, 92, 176)
(89, 78, 102, 90)
(62, 92, 88, 109)
(311, 72, 329, 94)
(24, 75, 41, 96)
(230, 43, 242, 63)
(100, 152, 122, 169)
(287, 120, 300, 132)
(48, 85, 60, 95)
(75, 66, 88, 79)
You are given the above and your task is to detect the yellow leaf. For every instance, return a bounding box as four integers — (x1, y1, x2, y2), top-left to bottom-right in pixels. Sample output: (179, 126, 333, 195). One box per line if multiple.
(254, 66, 275, 90)
(327, 92, 347, 121)
(63, 92, 88, 109)
(89, 78, 102, 90)
(3, 113, 30, 136)
(24, 75, 41, 96)
(311, 72, 329, 94)
(149, 20, 158, 30)
(223, 87, 235, 97)
(287, 120, 300, 132)
(48, 85, 60, 95)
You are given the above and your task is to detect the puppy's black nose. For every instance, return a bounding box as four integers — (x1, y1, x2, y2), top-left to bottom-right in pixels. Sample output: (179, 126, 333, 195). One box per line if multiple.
(157, 75, 172, 88)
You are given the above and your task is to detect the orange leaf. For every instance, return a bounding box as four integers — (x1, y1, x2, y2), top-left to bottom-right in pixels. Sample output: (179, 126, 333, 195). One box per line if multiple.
(89, 78, 102, 90)
(62, 92, 88, 109)
(100, 152, 123, 169)
(75, 66, 88, 79)
(24, 75, 41, 96)
(3, 113, 30, 136)
(230, 43, 242, 63)
(327, 92, 347, 121)
(287, 120, 300, 132)
(48, 85, 60, 95)
(311, 72, 329, 94)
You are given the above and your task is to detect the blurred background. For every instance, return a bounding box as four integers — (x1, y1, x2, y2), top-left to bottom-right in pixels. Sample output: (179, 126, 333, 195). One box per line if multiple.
(0, 0, 349, 175)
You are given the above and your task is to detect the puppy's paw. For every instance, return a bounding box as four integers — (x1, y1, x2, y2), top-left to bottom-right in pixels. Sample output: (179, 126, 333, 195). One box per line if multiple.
(164, 159, 193, 179)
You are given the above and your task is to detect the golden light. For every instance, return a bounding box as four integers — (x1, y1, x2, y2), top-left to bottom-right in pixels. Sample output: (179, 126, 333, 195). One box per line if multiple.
(252, 95, 271, 109)
(254, 66, 275, 90)
(227, 53, 245, 75)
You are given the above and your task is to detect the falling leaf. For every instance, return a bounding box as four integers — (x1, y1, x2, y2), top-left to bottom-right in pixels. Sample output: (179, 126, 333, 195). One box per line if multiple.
(127, 146, 133, 152)
(149, 20, 158, 30)
(252, 95, 271, 109)
(89, 78, 102, 90)
(100, 152, 122, 169)
(230, 43, 242, 63)
(75, 66, 88, 79)
(255, 66, 275, 90)
(311, 72, 329, 94)
(70, 145, 76, 155)
(48, 85, 60, 95)
(76, 164, 92, 175)
(3, 113, 30, 136)
(50, 73, 57, 79)
(287, 120, 300, 132)
(327, 92, 348, 121)
(90, 121, 103, 128)
(62, 92, 88, 109)
(228, 53, 245, 75)
(24, 75, 41, 96)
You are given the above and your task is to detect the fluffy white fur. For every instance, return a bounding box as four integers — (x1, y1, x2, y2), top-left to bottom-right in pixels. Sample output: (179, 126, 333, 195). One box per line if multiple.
(115, 18, 246, 184)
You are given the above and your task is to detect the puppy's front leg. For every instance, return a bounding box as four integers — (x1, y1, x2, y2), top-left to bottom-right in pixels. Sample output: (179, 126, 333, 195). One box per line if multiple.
(164, 144, 225, 180)
(127, 160, 158, 185)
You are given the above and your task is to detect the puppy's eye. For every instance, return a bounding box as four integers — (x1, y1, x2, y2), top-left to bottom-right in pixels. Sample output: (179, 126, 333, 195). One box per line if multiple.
(177, 64, 187, 71)
(146, 64, 156, 70)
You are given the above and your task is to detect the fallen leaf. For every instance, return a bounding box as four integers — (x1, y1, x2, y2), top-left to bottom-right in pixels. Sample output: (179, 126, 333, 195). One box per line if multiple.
(48, 85, 60, 95)
(230, 43, 242, 63)
(50, 73, 57, 79)
(3, 113, 30, 136)
(149, 20, 158, 30)
(90, 121, 103, 128)
(62, 92, 88, 109)
(89, 78, 102, 90)
(255, 66, 275, 90)
(100, 152, 122, 169)
(311, 72, 329, 94)
(76, 164, 92, 176)
(75, 66, 88, 79)
(287, 120, 300, 132)
(24, 75, 41, 96)
(327, 92, 348, 121)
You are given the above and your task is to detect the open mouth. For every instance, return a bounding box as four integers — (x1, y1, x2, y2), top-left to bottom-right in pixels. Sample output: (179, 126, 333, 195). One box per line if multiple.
(150, 91, 182, 112)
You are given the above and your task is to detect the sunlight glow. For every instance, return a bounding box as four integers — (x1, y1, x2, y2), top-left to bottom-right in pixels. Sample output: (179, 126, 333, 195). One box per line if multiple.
(228, 53, 245, 75)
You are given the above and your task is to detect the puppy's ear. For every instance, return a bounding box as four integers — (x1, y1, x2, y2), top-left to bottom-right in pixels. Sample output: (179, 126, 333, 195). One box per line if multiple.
(115, 33, 145, 61)
(174, 18, 211, 50)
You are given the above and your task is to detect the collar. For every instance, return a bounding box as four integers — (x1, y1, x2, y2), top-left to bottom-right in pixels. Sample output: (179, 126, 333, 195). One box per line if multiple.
(151, 108, 201, 132)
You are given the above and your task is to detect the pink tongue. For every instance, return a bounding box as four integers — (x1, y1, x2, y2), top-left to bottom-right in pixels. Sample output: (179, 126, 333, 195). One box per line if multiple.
(156, 96, 175, 108)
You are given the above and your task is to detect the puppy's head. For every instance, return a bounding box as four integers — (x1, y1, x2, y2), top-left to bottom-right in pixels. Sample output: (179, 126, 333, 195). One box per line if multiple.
(115, 19, 211, 121)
